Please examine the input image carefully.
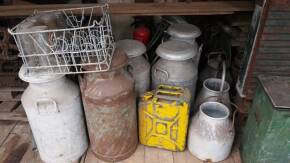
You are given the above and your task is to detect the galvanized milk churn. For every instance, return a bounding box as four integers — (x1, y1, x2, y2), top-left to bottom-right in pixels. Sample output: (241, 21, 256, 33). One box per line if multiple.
(188, 102, 235, 162)
(19, 67, 88, 163)
(79, 49, 138, 162)
(167, 23, 201, 47)
(195, 62, 231, 111)
(167, 23, 202, 63)
(152, 40, 198, 100)
(117, 39, 150, 97)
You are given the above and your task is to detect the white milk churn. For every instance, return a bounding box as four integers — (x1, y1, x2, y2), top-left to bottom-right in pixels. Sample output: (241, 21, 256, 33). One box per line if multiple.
(167, 23, 202, 63)
(188, 102, 235, 162)
(152, 40, 198, 100)
(117, 39, 150, 97)
(19, 67, 88, 163)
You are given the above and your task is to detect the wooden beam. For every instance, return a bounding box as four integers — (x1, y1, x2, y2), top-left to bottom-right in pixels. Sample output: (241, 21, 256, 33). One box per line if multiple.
(0, 1, 254, 17)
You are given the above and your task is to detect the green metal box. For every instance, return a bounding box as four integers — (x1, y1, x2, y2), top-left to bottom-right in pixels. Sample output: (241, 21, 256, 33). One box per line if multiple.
(241, 76, 290, 163)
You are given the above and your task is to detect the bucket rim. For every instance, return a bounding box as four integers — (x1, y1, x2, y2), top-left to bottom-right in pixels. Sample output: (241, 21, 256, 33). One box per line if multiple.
(199, 101, 230, 120)
(203, 78, 230, 93)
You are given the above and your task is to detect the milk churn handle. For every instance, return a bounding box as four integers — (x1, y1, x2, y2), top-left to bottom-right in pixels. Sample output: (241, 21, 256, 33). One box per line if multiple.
(218, 61, 226, 101)
(155, 67, 169, 81)
(194, 44, 203, 63)
(144, 53, 149, 61)
(127, 64, 134, 78)
(36, 97, 59, 115)
(152, 55, 159, 65)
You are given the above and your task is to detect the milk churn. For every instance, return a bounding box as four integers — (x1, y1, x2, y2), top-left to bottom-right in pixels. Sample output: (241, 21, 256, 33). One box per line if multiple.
(167, 23, 201, 47)
(19, 67, 88, 163)
(167, 23, 202, 63)
(152, 40, 198, 100)
(194, 78, 231, 111)
(79, 49, 138, 162)
(188, 102, 235, 162)
(117, 39, 150, 97)
(195, 61, 231, 111)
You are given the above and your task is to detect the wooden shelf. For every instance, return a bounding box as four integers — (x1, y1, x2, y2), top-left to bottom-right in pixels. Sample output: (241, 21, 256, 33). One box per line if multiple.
(0, 1, 254, 17)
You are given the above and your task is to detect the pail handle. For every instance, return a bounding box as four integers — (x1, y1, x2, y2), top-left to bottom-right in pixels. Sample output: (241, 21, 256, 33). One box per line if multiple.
(36, 98, 59, 115)
(154, 67, 169, 81)
(218, 61, 226, 101)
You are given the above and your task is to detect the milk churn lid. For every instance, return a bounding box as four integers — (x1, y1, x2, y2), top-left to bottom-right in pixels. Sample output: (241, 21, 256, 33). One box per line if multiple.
(156, 40, 196, 61)
(258, 75, 290, 110)
(167, 23, 201, 39)
(116, 39, 146, 58)
(18, 66, 65, 84)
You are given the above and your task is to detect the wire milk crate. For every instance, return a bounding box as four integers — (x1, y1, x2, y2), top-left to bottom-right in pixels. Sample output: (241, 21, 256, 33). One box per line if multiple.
(8, 4, 115, 76)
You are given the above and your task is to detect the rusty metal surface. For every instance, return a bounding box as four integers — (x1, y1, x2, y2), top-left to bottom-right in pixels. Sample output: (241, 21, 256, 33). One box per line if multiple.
(79, 51, 138, 162)
(258, 75, 290, 109)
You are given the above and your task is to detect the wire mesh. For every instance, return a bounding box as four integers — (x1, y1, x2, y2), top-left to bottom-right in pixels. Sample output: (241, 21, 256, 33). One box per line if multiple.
(8, 4, 115, 76)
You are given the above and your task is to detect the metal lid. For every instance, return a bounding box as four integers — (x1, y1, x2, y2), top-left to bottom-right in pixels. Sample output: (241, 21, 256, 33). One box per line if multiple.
(167, 23, 201, 39)
(18, 66, 65, 84)
(258, 75, 290, 110)
(116, 39, 146, 58)
(156, 40, 196, 61)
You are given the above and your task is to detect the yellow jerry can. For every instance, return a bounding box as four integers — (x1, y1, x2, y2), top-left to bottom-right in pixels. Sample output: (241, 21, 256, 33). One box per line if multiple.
(139, 85, 191, 151)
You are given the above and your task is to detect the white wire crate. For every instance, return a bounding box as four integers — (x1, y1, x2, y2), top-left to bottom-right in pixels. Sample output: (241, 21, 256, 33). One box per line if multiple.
(8, 4, 115, 76)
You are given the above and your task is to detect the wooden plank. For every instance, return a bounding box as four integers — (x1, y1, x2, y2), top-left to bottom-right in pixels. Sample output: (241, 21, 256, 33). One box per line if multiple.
(183, 150, 203, 163)
(0, 121, 17, 145)
(20, 144, 43, 163)
(144, 146, 173, 163)
(117, 145, 145, 163)
(0, 101, 20, 112)
(0, 122, 31, 163)
(0, 1, 254, 17)
(0, 111, 27, 121)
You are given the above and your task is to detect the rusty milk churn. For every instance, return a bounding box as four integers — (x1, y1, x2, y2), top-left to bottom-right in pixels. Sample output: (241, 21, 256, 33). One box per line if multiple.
(117, 39, 150, 97)
(188, 102, 235, 162)
(152, 40, 198, 101)
(19, 66, 88, 163)
(79, 49, 138, 162)
(167, 23, 202, 63)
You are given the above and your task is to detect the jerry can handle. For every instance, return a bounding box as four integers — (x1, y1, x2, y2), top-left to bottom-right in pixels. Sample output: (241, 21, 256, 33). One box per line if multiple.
(36, 98, 59, 115)
(154, 67, 169, 81)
